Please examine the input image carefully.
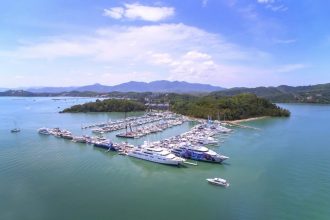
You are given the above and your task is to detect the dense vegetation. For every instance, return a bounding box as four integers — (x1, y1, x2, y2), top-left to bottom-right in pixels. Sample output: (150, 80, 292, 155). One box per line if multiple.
(60, 99, 146, 113)
(0, 87, 290, 120)
(170, 93, 290, 120)
(211, 83, 330, 104)
(2, 82, 330, 104)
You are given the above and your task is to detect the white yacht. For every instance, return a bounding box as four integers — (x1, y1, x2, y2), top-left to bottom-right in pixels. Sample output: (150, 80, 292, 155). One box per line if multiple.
(195, 136, 218, 145)
(206, 178, 229, 187)
(72, 136, 87, 143)
(61, 130, 73, 140)
(38, 128, 51, 135)
(128, 145, 185, 166)
(171, 143, 229, 163)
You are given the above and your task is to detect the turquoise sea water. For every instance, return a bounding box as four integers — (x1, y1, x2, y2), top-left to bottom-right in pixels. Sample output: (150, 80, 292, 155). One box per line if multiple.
(1, 97, 330, 220)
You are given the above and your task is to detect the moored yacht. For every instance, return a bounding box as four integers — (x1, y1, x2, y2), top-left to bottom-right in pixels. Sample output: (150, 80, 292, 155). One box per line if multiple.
(61, 130, 73, 140)
(127, 144, 185, 166)
(38, 128, 51, 135)
(195, 136, 218, 145)
(93, 140, 117, 151)
(170, 143, 228, 163)
(72, 136, 87, 143)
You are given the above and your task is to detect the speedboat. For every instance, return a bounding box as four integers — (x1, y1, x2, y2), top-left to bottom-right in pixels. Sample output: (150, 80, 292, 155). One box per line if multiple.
(206, 178, 229, 187)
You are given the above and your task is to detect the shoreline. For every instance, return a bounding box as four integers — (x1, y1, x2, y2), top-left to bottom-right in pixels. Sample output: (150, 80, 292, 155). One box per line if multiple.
(228, 116, 269, 123)
(187, 115, 269, 125)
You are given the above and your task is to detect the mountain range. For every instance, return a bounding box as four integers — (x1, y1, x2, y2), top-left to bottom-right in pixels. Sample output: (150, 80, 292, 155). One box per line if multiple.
(0, 88, 8, 92)
(2, 81, 330, 104)
(25, 80, 225, 93)
(211, 83, 330, 103)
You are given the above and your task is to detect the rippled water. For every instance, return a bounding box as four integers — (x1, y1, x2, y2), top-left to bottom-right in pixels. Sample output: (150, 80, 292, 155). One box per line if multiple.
(1, 98, 330, 220)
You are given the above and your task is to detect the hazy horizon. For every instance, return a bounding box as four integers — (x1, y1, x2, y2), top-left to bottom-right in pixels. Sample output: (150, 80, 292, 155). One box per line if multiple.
(2, 79, 329, 91)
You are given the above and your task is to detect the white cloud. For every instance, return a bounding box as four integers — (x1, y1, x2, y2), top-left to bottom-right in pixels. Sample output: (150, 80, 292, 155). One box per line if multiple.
(0, 22, 301, 87)
(147, 50, 262, 85)
(103, 7, 124, 19)
(103, 3, 174, 22)
(3, 23, 264, 62)
(257, 0, 275, 4)
(202, 0, 208, 7)
(266, 4, 287, 12)
(276, 64, 307, 73)
(257, 0, 287, 12)
(274, 38, 296, 44)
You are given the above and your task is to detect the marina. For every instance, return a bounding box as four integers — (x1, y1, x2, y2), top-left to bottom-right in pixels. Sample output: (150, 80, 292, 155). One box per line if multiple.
(37, 118, 231, 166)
(36, 109, 233, 166)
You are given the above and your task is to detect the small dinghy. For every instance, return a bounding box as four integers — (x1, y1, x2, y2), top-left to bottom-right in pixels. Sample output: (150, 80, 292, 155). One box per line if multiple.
(206, 178, 229, 187)
(11, 128, 21, 133)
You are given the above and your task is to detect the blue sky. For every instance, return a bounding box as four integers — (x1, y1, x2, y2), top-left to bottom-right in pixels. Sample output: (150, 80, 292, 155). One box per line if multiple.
(0, 0, 329, 88)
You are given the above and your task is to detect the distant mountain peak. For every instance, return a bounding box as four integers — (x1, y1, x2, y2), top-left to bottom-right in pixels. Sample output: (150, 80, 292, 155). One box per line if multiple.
(25, 80, 225, 93)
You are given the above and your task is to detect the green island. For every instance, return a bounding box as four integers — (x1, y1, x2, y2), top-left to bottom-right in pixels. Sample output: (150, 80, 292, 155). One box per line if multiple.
(169, 93, 290, 120)
(61, 93, 290, 120)
(60, 99, 146, 113)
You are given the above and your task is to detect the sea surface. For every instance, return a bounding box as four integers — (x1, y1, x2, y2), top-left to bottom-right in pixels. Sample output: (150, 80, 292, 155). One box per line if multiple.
(1, 97, 330, 220)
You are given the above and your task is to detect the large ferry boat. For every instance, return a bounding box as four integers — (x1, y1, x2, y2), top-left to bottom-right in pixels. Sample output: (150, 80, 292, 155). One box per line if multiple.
(171, 143, 228, 163)
(127, 145, 185, 166)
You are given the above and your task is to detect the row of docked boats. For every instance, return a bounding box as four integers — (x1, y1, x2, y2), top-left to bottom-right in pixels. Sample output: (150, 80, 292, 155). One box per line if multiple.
(86, 112, 185, 134)
(38, 127, 186, 166)
(141, 122, 231, 163)
(116, 119, 184, 139)
(38, 127, 121, 151)
(37, 122, 230, 166)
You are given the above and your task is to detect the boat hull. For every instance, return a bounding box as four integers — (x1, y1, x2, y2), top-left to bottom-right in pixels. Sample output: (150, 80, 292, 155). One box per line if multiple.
(93, 143, 117, 151)
(127, 153, 182, 166)
(172, 150, 227, 163)
(206, 179, 229, 187)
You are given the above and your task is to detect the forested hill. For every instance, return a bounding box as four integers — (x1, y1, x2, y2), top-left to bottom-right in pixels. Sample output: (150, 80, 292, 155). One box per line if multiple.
(2, 82, 330, 104)
(60, 99, 146, 113)
(60, 93, 290, 120)
(170, 93, 290, 120)
(210, 83, 330, 104)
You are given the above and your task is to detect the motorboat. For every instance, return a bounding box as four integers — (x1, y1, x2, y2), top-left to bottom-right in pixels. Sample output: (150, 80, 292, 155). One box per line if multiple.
(72, 136, 87, 143)
(11, 128, 21, 133)
(38, 128, 51, 135)
(206, 178, 229, 187)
